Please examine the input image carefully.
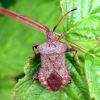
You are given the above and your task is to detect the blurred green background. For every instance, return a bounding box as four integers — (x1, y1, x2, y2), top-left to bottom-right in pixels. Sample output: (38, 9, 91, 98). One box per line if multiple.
(0, 0, 61, 99)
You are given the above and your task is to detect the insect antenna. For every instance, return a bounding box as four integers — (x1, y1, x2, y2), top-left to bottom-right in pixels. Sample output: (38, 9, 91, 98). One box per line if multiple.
(53, 8, 77, 32)
(19, 15, 49, 30)
(0, 8, 50, 35)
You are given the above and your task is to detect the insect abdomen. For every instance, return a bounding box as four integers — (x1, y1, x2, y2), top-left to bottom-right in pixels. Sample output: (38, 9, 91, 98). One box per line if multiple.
(37, 42, 71, 91)
(47, 71, 62, 91)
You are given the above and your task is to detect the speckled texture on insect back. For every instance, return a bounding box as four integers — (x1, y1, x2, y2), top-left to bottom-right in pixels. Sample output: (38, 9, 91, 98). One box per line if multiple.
(37, 41, 72, 91)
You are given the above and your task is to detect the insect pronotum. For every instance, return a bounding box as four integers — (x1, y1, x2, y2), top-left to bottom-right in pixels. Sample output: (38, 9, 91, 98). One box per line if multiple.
(0, 8, 77, 91)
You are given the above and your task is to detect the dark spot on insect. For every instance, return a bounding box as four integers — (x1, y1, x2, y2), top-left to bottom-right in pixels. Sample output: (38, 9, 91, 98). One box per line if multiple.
(47, 70, 62, 91)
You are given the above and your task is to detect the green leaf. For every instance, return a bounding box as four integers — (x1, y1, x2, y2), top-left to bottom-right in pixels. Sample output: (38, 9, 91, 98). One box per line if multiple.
(60, 0, 100, 50)
(13, 57, 87, 100)
(0, 77, 15, 100)
(85, 54, 100, 100)
(13, 0, 100, 100)
(60, 1, 100, 100)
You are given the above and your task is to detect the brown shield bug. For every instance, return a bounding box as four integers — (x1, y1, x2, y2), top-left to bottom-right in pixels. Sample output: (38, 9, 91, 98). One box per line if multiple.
(0, 8, 77, 91)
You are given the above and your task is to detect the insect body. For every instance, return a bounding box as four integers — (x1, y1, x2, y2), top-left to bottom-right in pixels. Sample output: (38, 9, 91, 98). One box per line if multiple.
(0, 8, 77, 91)
(37, 33, 72, 91)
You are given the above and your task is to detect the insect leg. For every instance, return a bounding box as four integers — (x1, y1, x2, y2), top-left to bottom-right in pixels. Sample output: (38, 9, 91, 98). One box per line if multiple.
(67, 48, 78, 61)
(72, 51, 78, 61)
(32, 45, 38, 58)
(33, 72, 39, 80)
(32, 45, 39, 80)
(32, 45, 38, 50)
(66, 48, 76, 52)
(57, 32, 67, 41)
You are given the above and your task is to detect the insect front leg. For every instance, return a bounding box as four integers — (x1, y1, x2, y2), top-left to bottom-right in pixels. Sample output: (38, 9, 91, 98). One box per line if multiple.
(66, 48, 76, 52)
(32, 45, 39, 80)
(66, 48, 78, 61)
(32, 45, 38, 51)
(33, 72, 39, 80)
(32, 45, 38, 58)
(56, 32, 67, 41)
